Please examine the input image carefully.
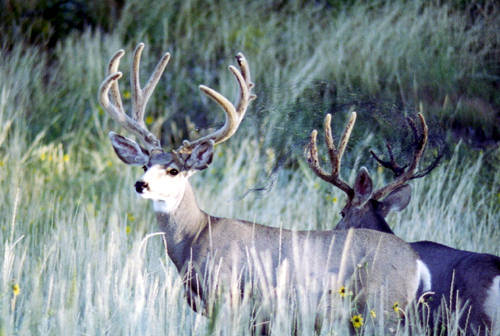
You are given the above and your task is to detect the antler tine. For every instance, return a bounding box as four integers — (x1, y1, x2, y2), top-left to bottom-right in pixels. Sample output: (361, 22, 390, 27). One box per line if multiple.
(370, 143, 407, 177)
(372, 113, 428, 200)
(305, 129, 332, 182)
(408, 113, 428, 172)
(234, 53, 257, 112)
(178, 53, 256, 153)
(305, 112, 356, 199)
(99, 43, 170, 152)
(337, 112, 357, 173)
(131, 43, 171, 127)
(323, 114, 337, 168)
(108, 49, 125, 113)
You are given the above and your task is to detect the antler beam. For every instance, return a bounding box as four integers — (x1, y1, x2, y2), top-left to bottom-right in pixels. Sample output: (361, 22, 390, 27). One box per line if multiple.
(178, 53, 256, 154)
(371, 113, 429, 200)
(305, 112, 357, 199)
(99, 43, 170, 153)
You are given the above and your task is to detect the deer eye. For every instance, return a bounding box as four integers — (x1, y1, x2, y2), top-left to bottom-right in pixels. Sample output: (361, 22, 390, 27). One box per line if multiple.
(167, 168, 179, 176)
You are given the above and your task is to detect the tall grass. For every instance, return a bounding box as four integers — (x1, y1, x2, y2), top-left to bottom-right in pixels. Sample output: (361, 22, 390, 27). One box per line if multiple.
(0, 0, 498, 334)
(0, 116, 498, 334)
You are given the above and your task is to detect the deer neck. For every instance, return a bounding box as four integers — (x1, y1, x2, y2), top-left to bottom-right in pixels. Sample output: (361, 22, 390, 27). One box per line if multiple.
(337, 202, 395, 234)
(374, 214, 395, 234)
(154, 181, 209, 270)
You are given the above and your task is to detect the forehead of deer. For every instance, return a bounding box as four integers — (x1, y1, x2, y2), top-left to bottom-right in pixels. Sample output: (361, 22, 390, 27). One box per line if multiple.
(342, 198, 377, 214)
(149, 151, 183, 168)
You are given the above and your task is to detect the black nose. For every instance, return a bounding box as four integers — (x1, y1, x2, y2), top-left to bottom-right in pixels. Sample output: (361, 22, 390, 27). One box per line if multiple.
(135, 181, 149, 193)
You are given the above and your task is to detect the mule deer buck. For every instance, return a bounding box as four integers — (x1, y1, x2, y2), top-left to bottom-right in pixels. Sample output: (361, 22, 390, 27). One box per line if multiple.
(99, 43, 429, 333)
(305, 113, 500, 335)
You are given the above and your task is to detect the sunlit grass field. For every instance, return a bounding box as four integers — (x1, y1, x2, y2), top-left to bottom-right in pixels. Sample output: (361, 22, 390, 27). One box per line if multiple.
(1, 0, 499, 334)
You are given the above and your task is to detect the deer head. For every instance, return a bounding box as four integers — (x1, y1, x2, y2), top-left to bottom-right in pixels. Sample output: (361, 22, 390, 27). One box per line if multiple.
(305, 112, 436, 232)
(98, 43, 256, 212)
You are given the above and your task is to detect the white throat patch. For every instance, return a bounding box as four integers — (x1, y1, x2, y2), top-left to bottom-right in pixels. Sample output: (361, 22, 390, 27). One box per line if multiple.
(153, 200, 181, 214)
(137, 165, 187, 214)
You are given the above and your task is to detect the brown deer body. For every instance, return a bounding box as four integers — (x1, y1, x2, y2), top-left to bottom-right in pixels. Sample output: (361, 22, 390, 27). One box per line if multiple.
(99, 44, 429, 332)
(306, 113, 500, 335)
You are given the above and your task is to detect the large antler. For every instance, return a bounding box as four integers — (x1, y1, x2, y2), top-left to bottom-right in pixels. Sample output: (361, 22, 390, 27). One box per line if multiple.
(371, 113, 433, 200)
(99, 43, 170, 153)
(177, 53, 256, 154)
(305, 112, 357, 199)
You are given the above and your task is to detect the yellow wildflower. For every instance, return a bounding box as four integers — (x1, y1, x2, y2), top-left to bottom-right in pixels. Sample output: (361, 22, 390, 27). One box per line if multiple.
(370, 310, 376, 318)
(350, 314, 363, 329)
(106, 160, 113, 167)
(63, 154, 70, 162)
(0, 160, 4, 167)
(40, 153, 46, 161)
(393, 302, 399, 313)
(332, 197, 337, 203)
(123, 90, 131, 99)
(127, 212, 135, 222)
(145, 116, 153, 125)
(338, 286, 352, 298)
(12, 283, 20, 296)
(125, 225, 132, 234)
(338, 286, 346, 297)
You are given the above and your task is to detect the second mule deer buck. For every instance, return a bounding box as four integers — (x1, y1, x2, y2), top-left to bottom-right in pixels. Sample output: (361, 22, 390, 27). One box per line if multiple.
(99, 43, 429, 332)
(305, 113, 500, 335)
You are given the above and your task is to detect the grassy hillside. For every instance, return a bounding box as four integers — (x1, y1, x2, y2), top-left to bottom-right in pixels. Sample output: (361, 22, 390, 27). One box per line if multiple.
(0, 0, 498, 334)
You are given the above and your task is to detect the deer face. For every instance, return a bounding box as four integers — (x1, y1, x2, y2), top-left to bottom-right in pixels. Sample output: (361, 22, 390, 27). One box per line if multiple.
(109, 132, 214, 213)
(336, 168, 412, 233)
(135, 153, 187, 213)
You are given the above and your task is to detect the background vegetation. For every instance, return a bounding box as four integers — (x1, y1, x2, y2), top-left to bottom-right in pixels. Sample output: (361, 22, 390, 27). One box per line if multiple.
(0, 0, 498, 334)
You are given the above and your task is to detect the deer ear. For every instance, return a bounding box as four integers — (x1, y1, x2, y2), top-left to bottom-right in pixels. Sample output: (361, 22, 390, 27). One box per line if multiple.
(109, 132, 149, 166)
(379, 184, 412, 216)
(353, 167, 373, 204)
(185, 140, 214, 171)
